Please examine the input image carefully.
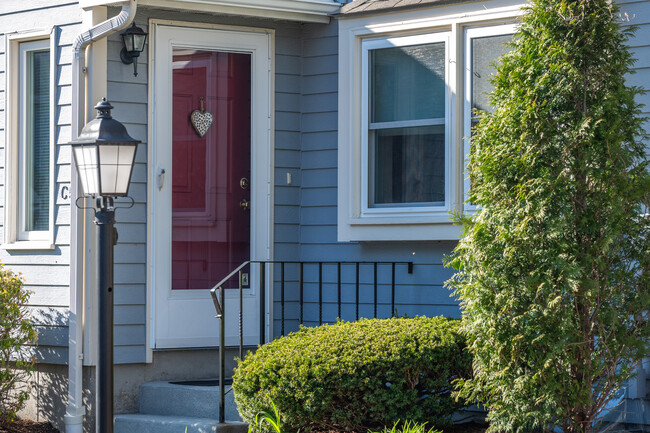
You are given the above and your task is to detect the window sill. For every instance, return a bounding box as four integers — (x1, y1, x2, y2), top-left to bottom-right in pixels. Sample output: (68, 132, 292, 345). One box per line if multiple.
(338, 217, 462, 242)
(2, 241, 56, 251)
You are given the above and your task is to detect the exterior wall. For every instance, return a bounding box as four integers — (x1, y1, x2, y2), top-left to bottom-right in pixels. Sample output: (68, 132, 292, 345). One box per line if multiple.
(106, 14, 150, 365)
(619, 0, 650, 419)
(0, 2, 82, 365)
(275, 19, 459, 336)
(17, 363, 89, 433)
(0, 0, 647, 428)
(623, 0, 650, 143)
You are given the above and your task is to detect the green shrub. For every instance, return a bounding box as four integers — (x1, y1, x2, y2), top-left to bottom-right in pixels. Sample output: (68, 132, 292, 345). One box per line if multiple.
(0, 266, 37, 425)
(233, 317, 471, 433)
(445, 0, 650, 431)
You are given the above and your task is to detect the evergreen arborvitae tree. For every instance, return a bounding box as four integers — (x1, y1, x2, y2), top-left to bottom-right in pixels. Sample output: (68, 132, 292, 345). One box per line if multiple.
(446, 0, 650, 432)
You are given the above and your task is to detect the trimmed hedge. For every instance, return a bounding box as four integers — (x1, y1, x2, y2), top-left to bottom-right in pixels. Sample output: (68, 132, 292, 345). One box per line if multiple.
(233, 317, 471, 432)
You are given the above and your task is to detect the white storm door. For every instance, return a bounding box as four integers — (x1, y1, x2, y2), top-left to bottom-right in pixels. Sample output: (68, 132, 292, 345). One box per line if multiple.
(151, 24, 272, 349)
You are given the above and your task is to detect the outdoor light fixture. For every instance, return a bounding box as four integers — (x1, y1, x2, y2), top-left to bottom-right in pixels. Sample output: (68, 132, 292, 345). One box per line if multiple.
(120, 22, 147, 77)
(70, 98, 139, 433)
(71, 98, 140, 198)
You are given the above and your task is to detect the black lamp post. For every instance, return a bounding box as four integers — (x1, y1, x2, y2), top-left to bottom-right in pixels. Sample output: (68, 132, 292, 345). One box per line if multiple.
(120, 23, 147, 77)
(70, 98, 140, 433)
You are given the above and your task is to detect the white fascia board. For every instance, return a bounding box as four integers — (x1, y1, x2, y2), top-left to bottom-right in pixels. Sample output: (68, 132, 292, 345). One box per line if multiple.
(79, 0, 340, 23)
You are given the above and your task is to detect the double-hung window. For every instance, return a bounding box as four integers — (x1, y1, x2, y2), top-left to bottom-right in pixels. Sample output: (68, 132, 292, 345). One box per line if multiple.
(338, 3, 519, 241)
(4, 37, 54, 249)
(363, 33, 449, 213)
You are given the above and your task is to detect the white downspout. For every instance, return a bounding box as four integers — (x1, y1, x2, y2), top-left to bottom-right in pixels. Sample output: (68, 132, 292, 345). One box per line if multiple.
(65, 2, 138, 433)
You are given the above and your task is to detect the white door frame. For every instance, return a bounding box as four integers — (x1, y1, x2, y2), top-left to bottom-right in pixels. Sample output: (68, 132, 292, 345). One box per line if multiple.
(147, 21, 274, 353)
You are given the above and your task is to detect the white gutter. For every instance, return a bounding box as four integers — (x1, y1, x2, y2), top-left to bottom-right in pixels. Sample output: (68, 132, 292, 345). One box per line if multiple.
(65, 2, 137, 433)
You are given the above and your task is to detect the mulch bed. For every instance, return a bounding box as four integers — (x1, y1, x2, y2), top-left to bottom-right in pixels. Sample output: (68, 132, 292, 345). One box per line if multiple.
(0, 420, 60, 433)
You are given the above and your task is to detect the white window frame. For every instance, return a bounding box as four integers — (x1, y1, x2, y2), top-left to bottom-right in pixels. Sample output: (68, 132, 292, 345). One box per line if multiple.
(4, 33, 56, 250)
(361, 32, 451, 217)
(463, 24, 517, 213)
(337, 1, 523, 241)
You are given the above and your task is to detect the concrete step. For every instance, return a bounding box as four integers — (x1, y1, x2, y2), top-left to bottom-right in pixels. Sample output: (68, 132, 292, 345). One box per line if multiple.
(114, 414, 248, 433)
(139, 380, 241, 421)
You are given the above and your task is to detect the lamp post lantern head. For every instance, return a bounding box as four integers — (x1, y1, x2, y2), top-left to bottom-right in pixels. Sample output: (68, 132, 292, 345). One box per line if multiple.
(70, 98, 140, 198)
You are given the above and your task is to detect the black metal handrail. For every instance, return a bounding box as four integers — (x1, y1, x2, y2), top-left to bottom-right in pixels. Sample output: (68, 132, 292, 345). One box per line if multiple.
(210, 260, 416, 423)
(210, 260, 414, 423)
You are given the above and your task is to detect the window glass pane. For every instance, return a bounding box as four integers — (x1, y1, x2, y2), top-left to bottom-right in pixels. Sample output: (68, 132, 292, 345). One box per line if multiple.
(471, 34, 512, 114)
(26, 49, 50, 232)
(171, 50, 251, 290)
(371, 43, 445, 123)
(372, 125, 445, 206)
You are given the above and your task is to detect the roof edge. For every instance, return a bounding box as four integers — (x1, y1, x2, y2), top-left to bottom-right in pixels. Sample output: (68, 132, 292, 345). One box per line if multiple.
(334, 0, 474, 18)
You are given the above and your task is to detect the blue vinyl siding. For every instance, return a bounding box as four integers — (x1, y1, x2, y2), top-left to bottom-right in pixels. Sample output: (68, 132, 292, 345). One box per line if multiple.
(268, 21, 463, 336)
(0, 0, 645, 368)
(0, 6, 81, 365)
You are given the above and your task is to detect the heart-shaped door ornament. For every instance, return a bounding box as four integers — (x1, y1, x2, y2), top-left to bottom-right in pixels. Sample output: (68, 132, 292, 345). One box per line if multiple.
(190, 97, 213, 138)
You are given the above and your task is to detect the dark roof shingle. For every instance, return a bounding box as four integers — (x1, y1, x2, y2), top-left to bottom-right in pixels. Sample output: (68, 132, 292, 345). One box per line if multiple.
(337, 0, 473, 17)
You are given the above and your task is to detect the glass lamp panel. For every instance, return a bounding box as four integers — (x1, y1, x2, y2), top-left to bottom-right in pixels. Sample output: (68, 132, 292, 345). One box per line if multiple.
(371, 42, 445, 123)
(372, 125, 445, 206)
(115, 164, 133, 196)
(99, 164, 118, 196)
(98, 143, 136, 195)
(123, 34, 135, 52)
(117, 144, 137, 166)
(98, 143, 119, 165)
(133, 33, 147, 53)
(115, 144, 137, 195)
(73, 144, 100, 196)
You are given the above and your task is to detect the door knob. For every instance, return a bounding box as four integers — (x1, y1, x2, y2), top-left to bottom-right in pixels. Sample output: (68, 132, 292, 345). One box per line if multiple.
(240, 199, 250, 211)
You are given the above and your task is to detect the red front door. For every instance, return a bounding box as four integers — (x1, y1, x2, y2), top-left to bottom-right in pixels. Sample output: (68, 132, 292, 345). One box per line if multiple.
(171, 50, 251, 291)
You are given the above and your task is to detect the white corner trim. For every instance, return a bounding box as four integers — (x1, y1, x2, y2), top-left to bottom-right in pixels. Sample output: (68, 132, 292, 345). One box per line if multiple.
(79, 0, 340, 23)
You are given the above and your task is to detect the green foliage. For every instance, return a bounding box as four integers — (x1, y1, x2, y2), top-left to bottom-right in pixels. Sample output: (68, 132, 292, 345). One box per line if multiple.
(446, 0, 650, 432)
(248, 400, 286, 433)
(368, 421, 441, 433)
(233, 317, 471, 433)
(0, 265, 37, 425)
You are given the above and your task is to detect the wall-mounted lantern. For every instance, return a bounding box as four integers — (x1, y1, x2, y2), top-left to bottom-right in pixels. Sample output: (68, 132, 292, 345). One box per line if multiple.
(119, 22, 147, 77)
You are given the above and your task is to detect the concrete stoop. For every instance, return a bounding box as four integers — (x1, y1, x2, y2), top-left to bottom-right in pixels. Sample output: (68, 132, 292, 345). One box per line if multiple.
(114, 380, 246, 433)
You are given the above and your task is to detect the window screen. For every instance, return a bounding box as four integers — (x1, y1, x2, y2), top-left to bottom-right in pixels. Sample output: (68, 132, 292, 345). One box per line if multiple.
(25, 49, 50, 231)
(369, 41, 446, 207)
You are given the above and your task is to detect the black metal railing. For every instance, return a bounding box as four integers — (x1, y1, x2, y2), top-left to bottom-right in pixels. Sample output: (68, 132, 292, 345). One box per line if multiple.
(210, 260, 448, 423)
(272, 261, 415, 336)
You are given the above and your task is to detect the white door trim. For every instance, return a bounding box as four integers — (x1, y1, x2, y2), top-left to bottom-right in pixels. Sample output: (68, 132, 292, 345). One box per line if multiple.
(147, 21, 274, 355)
